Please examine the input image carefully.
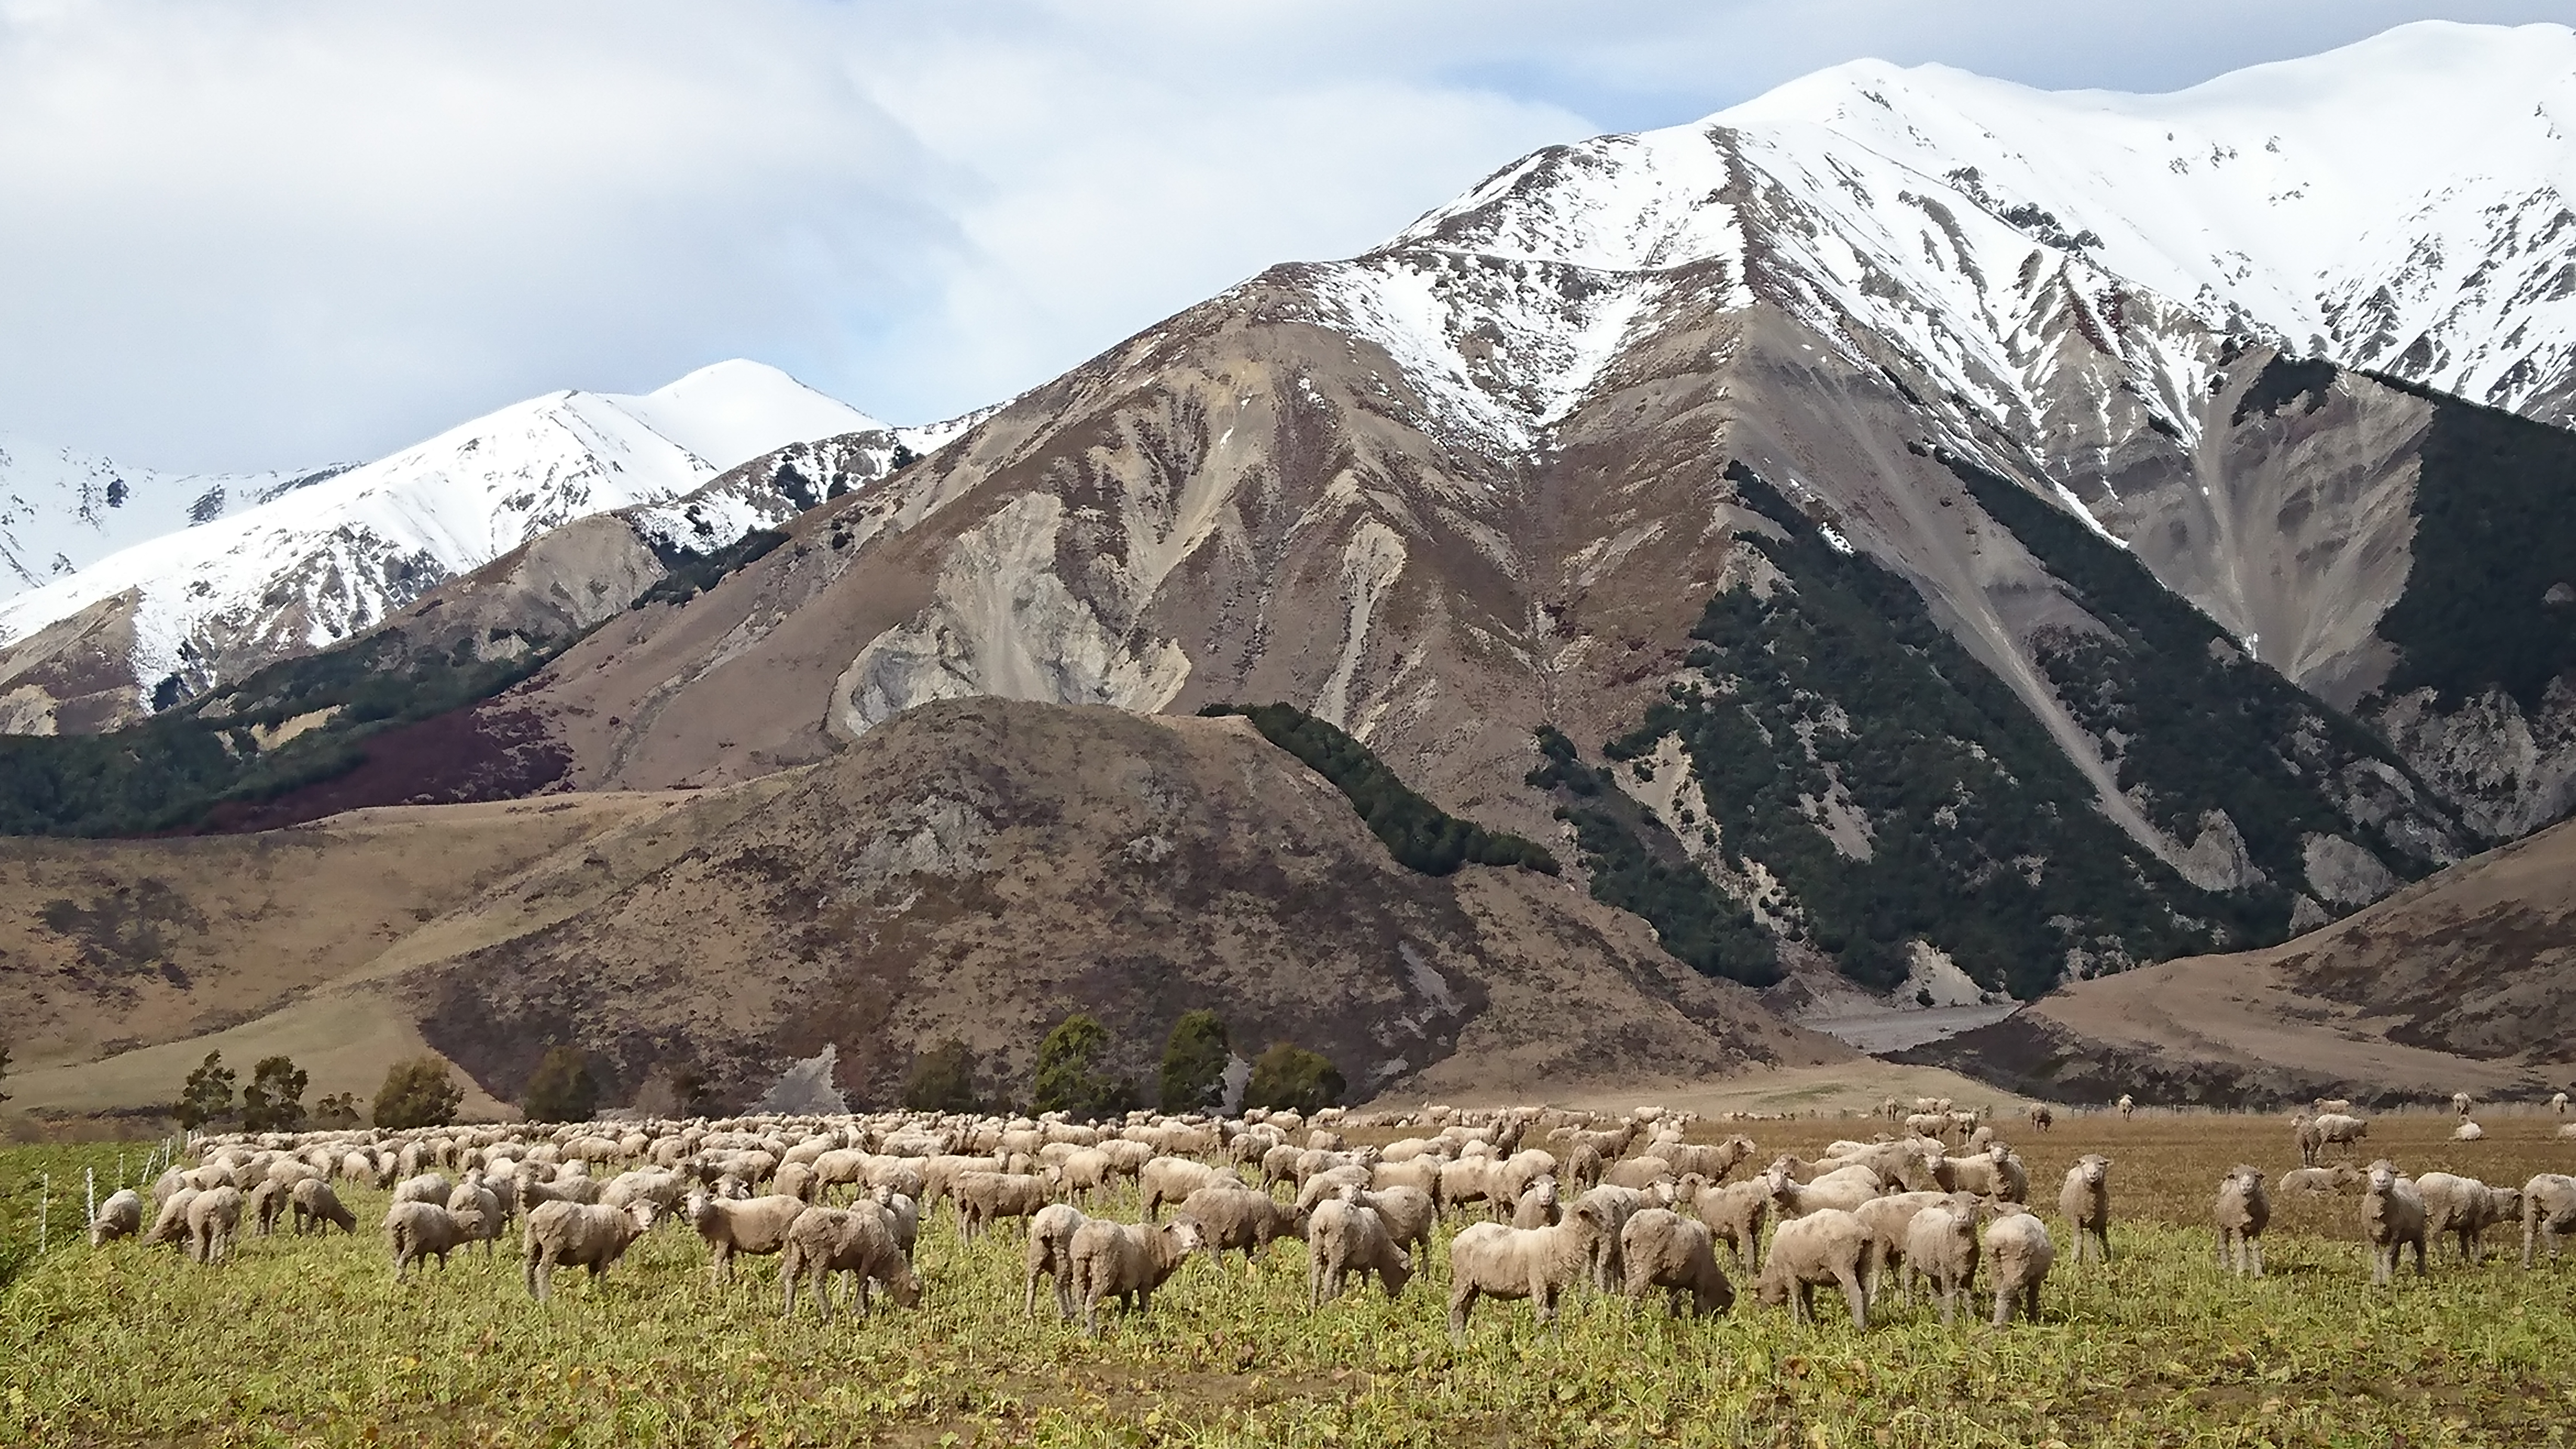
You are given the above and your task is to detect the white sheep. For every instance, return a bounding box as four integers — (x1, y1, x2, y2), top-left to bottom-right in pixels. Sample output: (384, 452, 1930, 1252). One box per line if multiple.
(1446, 1204, 1606, 1334)
(1306, 1197, 1412, 1307)
(1174, 1184, 1302, 1271)
(2361, 1159, 2427, 1285)
(88, 1189, 144, 1246)
(2214, 1165, 2268, 1277)
(2116, 1093, 2135, 1120)
(2415, 1173, 2517, 1266)
(1982, 1204, 2054, 1325)
(291, 1179, 356, 1235)
(522, 1200, 656, 1300)
(391, 1173, 453, 1208)
(1766, 1159, 1882, 1219)
(1681, 1174, 1770, 1267)
(2452, 1091, 2473, 1119)
(1068, 1218, 1204, 1335)
(2554, 1092, 2570, 1117)
(2312, 1113, 2369, 1159)
(385, 1201, 478, 1281)
(1619, 1208, 1732, 1318)
(2279, 1165, 2360, 1195)
(1850, 1191, 1952, 1300)
(1753, 1208, 1870, 1328)
(687, 1191, 809, 1285)
(1573, 1183, 1671, 1291)
(1510, 1176, 1561, 1229)
(951, 1171, 1055, 1241)
(779, 1204, 920, 1319)
(2520, 1173, 2576, 1269)
(448, 1175, 507, 1259)
(1351, 1186, 1437, 1272)
(2058, 1155, 2112, 1265)
(145, 1187, 200, 1251)
(2451, 1121, 2485, 1142)
(1025, 1203, 1088, 1318)
(1902, 1195, 1981, 1326)
(1138, 1158, 1238, 1220)
(186, 1186, 244, 1265)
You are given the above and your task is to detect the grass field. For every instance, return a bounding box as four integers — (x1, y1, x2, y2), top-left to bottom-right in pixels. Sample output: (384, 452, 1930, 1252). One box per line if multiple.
(4, 1109, 2575, 1447)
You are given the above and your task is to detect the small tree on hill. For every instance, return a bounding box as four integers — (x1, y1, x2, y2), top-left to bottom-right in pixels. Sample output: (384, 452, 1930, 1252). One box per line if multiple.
(312, 1092, 362, 1129)
(903, 1037, 981, 1112)
(0, 1042, 11, 1105)
(1029, 1013, 1135, 1121)
(173, 1051, 237, 1130)
(1158, 1011, 1230, 1114)
(522, 1046, 600, 1123)
(240, 1055, 309, 1132)
(1242, 1043, 1345, 1115)
(373, 1056, 464, 1129)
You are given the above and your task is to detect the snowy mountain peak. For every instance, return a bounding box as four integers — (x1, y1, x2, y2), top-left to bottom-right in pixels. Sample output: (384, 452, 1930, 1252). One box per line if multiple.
(606, 359, 886, 474)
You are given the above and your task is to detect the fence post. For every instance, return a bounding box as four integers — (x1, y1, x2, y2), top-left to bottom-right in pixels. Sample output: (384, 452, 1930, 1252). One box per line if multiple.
(37, 1173, 49, 1255)
(86, 1168, 96, 1238)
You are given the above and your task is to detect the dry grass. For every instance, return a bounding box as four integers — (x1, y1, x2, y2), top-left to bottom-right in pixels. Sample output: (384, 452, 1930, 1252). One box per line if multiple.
(4, 1109, 2574, 1447)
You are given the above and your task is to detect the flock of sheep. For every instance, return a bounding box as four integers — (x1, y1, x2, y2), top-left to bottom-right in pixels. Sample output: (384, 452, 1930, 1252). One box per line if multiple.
(76, 1091, 2576, 1340)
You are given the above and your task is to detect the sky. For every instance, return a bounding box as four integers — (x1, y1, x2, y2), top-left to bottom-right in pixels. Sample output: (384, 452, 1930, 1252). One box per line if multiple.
(0, 0, 2561, 471)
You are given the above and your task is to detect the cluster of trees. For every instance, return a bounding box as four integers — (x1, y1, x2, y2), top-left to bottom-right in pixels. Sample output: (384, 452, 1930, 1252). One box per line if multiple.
(900, 1011, 1345, 1121)
(169, 1050, 462, 1133)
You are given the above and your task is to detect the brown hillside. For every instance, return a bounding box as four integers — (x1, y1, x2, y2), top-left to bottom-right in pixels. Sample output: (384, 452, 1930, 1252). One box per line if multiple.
(1903, 816, 2576, 1107)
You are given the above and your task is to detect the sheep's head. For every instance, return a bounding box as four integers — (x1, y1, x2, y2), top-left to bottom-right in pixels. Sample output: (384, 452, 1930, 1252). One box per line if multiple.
(1674, 1173, 1708, 1205)
(2365, 1160, 2400, 1194)
(626, 1201, 659, 1235)
(884, 1263, 924, 1309)
(2226, 1165, 2264, 1193)
(2072, 1155, 2111, 1189)
(1164, 1220, 1205, 1254)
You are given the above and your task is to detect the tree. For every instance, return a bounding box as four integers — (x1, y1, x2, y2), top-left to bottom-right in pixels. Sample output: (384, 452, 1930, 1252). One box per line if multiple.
(312, 1092, 362, 1129)
(173, 1051, 237, 1130)
(373, 1056, 464, 1129)
(239, 1055, 309, 1132)
(522, 1046, 600, 1123)
(1242, 1043, 1345, 1115)
(1029, 1013, 1135, 1121)
(1158, 1011, 1230, 1114)
(0, 1042, 10, 1105)
(903, 1037, 981, 1112)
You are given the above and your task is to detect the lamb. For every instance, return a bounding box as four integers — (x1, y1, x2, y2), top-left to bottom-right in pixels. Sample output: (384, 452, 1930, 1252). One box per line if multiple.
(182, 1186, 243, 1264)
(1446, 1204, 1606, 1334)
(2058, 1155, 2112, 1266)
(1306, 1196, 1412, 1307)
(1067, 1218, 1204, 1335)
(1902, 1195, 1982, 1326)
(1138, 1158, 1239, 1220)
(1682, 1174, 1771, 1268)
(1619, 1208, 1733, 1318)
(291, 1178, 356, 1235)
(88, 1189, 145, 1246)
(2415, 1173, 2517, 1266)
(687, 1191, 810, 1285)
(1982, 1204, 2054, 1325)
(2520, 1173, 2576, 1268)
(779, 1204, 920, 1319)
(1175, 1184, 1303, 1270)
(385, 1201, 479, 1282)
(1025, 1203, 1088, 1318)
(2213, 1165, 2268, 1277)
(2361, 1159, 2428, 1285)
(1752, 1208, 1870, 1329)
(522, 1199, 657, 1300)
(951, 1171, 1055, 1241)
(1511, 1176, 1560, 1229)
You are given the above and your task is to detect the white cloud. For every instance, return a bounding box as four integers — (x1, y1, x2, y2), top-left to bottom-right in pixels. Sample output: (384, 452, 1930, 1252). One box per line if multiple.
(0, 0, 2555, 469)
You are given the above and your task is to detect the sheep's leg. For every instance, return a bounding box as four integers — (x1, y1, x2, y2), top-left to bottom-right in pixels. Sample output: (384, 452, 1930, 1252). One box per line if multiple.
(2248, 1238, 2263, 1278)
(1990, 1283, 2011, 1326)
(1837, 1269, 1867, 1330)
(2022, 1282, 2040, 1323)
(1448, 1283, 1476, 1336)
(1936, 1281, 1955, 1328)
(1791, 1281, 1811, 1325)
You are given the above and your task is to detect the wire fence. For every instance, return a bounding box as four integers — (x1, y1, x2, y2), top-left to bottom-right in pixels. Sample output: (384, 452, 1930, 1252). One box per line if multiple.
(2, 1135, 182, 1269)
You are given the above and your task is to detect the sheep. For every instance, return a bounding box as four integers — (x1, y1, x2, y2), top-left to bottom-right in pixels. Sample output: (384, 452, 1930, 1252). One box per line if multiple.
(2058, 1155, 2112, 1266)
(2555, 1092, 2570, 1117)
(2214, 1165, 2268, 1277)
(2291, 1114, 2322, 1166)
(779, 1204, 920, 1319)
(448, 1175, 507, 1259)
(1619, 1208, 1733, 1318)
(1903, 1195, 1982, 1326)
(1753, 1208, 1870, 1329)
(2314, 1097, 2354, 1115)
(186, 1186, 243, 1264)
(1437, 1157, 1497, 1219)
(1903, 1112, 1950, 1139)
(2453, 1091, 2474, 1119)
(1025, 1203, 1087, 1318)
(1175, 1184, 1303, 1270)
(248, 1179, 289, 1237)
(2313, 1113, 2369, 1159)
(385, 1201, 479, 1282)
(2452, 1121, 2485, 1142)
(2280, 1164, 2360, 1195)
(2521, 1174, 2576, 1268)
(951, 1171, 1054, 1241)
(1601, 1156, 1675, 1192)
(1662, 1135, 1757, 1183)
(145, 1188, 201, 1251)
(1573, 1183, 1670, 1291)
(518, 1175, 603, 1212)
(391, 1172, 454, 1207)
(772, 1161, 819, 1203)
(1936, 1147, 2022, 1201)
(2415, 1173, 2518, 1266)
(1067, 1218, 1204, 1335)
(687, 1191, 810, 1285)
(1511, 1176, 1560, 1229)
(1368, 1156, 1441, 1199)
(1766, 1159, 1881, 1219)
(2116, 1093, 2135, 1120)
(1138, 1158, 1238, 1220)
(1446, 1204, 1607, 1334)
(1306, 1197, 1412, 1307)
(2026, 1103, 2054, 1132)
(870, 1186, 920, 1262)
(1351, 1186, 1437, 1271)
(1982, 1204, 2054, 1325)
(2362, 1159, 2428, 1285)
(1849, 1191, 1954, 1300)
(291, 1178, 356, 1235)
(522, 1200, 657, 1300)
(88, 1189, 145, 1246)
(1681, 1174, 1771, 1267)
(601, 1168, 690, 1217)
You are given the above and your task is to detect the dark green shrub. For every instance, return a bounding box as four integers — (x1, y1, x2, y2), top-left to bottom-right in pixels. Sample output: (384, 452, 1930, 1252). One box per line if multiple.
(1157, 1011, 1229, 1113)
(902, 1038, 982, 1113)
(173, 1051, 236, 1131)
(521, 1046, 600, 1124)
(373, 1056, 464, 1130)
(1242, 1044, 1344, 1115)
(1030, 1014, 1134, 1121)
(239, 1055, 308, 1133)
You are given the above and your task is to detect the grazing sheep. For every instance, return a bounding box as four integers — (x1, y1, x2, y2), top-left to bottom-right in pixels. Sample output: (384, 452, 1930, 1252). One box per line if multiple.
(448, 1175, 507, 1259)
(772, 1161, 819, 1203)
(2292, 1114, 2322, 1168)
(186, 1186, 244, 1264)
(601, 1168, 690, 1218)
(1511, 1176, 1561, 1229)
(1446, 1204, 1606, 1334)
(2214, 1165, 2268, 1277)
(1306, 1197, 1412, 1307)
(779, 1204, 920, 1319)
(1753, 1208, 1870, 1329)
(1068, 1218, 1204, 1335)
(248, 1179, 288, 1237)
(522, 1200, 657, 1300)
(952, 1171, 1054, 1241)
(518, 1176, 603, 1212)
(870, 1187, 920, 1262)
(145, 1188, 201, 1251)
(1138, 1158, 1238, 1220)
(2520, 1174, 2576, 1269)
(1903, 1112, 1950, 1139)
(2312, 1113, 2369, 1159)
(1850, 1191, 1953, 1300)
(291, 1178, 356, 1235)
(1767, 1160, 1881, 1220)
(1601, 1156, 1675, 1192)
(1619, 1208, 1733, 1318)
(1982, 1205, 2054, 1325)
(1174, 1184, 1303, 1270)
(2415, 1173, 2517, 1266)
(1025, 1203, 1087, 1318)
(1352, 1186, 1437, 1271)
(89, 1189, 145, 1246)
(687, 1191, 809, 1285)
(1903, 1195, 1982, 1326)
(1682, 1174, 1771, 1268)
(392, 1173, 454, 1208)
(2058, 1155, 2112, 1266)
(384, 1201, 477, 1282)
(2452, 1121, 2485, 1142)
(2361, 1159, 2428, 1285)
(2280, 1164, 2360, 1195)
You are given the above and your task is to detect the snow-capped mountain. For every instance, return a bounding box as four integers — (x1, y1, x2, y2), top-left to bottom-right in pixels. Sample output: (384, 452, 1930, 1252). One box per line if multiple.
(0, 438, 353, 601)
(0, 359, 894, 725)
